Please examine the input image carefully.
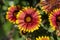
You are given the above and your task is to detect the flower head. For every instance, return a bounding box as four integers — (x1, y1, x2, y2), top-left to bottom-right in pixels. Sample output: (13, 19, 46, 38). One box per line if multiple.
(6, 5, 20, 24)
(49, 8, 60, 30)
(36, 36, 50, 40)
(40, 0, 60, 14)
(16, 7, 41, 32)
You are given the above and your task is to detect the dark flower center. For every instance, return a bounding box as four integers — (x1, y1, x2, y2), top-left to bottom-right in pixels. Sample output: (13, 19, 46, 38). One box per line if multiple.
(56, 15, 60, 29)
(56, 16, 60, 22)
(24, 14, 32, 23)
(13, 6, 20, 20)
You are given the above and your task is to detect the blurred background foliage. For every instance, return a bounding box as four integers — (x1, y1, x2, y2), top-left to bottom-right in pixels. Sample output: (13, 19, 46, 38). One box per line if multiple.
(0, 0, 60, 40)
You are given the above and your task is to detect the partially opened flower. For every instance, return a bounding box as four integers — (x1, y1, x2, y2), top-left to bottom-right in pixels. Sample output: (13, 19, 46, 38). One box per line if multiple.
(39, 0, 60, 14)
(6, 5, 21, 24)
(16, 7, 41, 32)
(36, 36, 50, 40)
(49, 8, 60, 30)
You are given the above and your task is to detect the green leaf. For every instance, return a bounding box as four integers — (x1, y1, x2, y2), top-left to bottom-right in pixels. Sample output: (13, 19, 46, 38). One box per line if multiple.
(8, 1, 14, 6)
(21, 1, 29, 6)
(3, 0, 9, 6)
(14, 0, 19, 5)
(57, 37, 60, 40)
(50, 36, 54, 40)
(14, 37, 25, 40)
(0, 13, 5, 24)
(3, 0, 14, 6)
(41, 23, 48, 30)
(2, 21, 13, 36)
(48, 27, 55, 33)
(13, 28, 26, 40)
(2, 5, 8, 10)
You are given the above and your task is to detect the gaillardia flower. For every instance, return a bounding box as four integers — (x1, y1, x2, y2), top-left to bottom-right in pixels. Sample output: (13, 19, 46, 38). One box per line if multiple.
(16, 7, 41, 32)
(36, 36, 50, 40)
(6, 5, 20, 24)
(39, 0, 60, 14)
(49, 8, 60, 30)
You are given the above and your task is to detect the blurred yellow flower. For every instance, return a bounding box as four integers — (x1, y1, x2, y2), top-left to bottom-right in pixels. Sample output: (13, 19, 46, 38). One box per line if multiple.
(36, 36, 50, 40)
